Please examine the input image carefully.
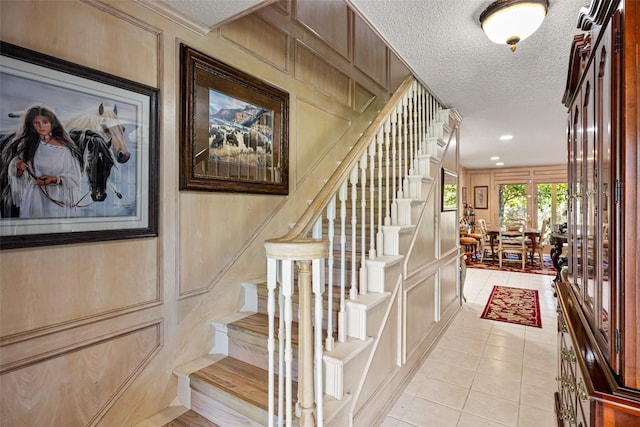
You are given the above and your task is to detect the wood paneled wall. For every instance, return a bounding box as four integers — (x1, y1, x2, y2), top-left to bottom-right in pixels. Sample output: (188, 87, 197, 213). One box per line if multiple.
(0, 0, 413, 425)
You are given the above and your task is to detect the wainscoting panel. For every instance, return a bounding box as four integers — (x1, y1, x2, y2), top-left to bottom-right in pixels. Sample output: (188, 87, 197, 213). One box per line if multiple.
(295, 98, 352, 184)
(405, 273, 437, 355)
(353, 12, 387, 89)
(294, 41, 352, 108)
(439, 257, 459, 314)
(0, 240, 160, 340)
(219, 13, 289, 72)
(294, 0, 351, 61)
(407, 195, 438, 274)
(0, 321, 162, 425)
(354, 82, 377, 113)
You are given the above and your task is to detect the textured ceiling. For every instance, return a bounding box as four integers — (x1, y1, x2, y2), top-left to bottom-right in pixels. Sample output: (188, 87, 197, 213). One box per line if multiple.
(155, 0, 589, 169)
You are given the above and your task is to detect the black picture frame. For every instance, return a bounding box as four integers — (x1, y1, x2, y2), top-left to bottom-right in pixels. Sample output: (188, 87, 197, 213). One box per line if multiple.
(0, 42, 159, 250)
(441, 168, 457, 212)
(179, 44, 289, 195)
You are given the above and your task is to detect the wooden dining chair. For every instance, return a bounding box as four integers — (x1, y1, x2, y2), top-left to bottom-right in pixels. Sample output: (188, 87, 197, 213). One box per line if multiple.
(476, 219, 492, 263)
(497, 225, 527, 269)
(502, 217, 527, 231)
(528, 218, 549, 266)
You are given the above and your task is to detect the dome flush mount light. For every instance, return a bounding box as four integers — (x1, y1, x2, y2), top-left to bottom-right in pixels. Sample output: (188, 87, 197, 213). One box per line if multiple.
(480, 0, 549, 52)
(500, 134, 514, 141)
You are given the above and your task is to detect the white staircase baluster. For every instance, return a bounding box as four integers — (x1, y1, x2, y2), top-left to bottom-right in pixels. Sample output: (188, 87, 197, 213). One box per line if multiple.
(419, 86, 425, 153)
(312, 257, 324, 427)
(411, 86, 418, 175)
(390, 111, 397, 225)
(325, 196, 336, 351)
(338, 180, 348, 343)
(377, 123, 386, 252)
(349, 166, 358, 300)
(281, 259, 294, 427)
(401, 94, 409, 199)
(266, 257, 277, 427)
(278, 264, 285, 427)
(312, 216, 325, 293)
(359, 151, 368, 294)
(407, 87, 416, 177)
(427, 92, 432, 135)
(369, 133, 378, 259)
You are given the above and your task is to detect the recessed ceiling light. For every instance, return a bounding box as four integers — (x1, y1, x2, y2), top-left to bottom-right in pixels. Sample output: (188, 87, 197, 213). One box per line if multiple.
(500, 135, 513, 141)
(496, 162, 505, 166)
(490, 156, 500, 160)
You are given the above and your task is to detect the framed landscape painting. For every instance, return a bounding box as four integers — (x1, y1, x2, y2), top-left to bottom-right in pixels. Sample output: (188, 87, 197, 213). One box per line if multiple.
(179, 44, 289, 195)
(0, 42, 159, 249)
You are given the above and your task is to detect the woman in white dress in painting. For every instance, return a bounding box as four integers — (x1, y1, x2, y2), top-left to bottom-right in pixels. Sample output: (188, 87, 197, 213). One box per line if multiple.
(3, 105, 83, 218)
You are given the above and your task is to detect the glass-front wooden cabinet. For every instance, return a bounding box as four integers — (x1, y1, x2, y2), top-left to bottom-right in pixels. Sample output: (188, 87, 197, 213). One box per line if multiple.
(557, 0, 640, 425)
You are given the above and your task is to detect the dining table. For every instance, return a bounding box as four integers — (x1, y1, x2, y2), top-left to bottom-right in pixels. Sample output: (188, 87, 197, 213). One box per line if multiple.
(486, 228, 541, 265)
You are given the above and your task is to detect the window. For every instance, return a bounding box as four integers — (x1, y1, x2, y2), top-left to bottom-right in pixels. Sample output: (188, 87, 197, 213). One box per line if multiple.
(498, 184, 528, 224)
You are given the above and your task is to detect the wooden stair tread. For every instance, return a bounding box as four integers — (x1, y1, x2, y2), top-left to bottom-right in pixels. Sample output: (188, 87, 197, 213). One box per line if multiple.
(162, 410, 219, 427)
(191, 357, 297, 412)
(229, 313, 299, 346)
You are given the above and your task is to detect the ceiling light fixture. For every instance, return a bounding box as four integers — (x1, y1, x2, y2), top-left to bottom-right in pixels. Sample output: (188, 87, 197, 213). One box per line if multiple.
(500, 135, 513, 141)
(479, 0, 549, 52)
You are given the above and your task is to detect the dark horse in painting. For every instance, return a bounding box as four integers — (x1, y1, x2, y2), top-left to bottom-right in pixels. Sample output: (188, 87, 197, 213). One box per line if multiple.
(0, 128, 115, 217)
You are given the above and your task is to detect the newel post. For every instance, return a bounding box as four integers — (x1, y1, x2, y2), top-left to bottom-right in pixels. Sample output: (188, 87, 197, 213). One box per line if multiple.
(265, 238, 329, 427)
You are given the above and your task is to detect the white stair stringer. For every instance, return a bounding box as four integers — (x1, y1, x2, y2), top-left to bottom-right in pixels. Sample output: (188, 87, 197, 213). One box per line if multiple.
(406, 175, 424, 199)
(173, 354, 225, 410)
(437, 108, 454, 123)
(240, 279, 264, 312)
(323, 337, 374, 400)
(345, 291, 390, 340)
(395, 198, 425, 226)
(429, 121, 451, 141)
(416, 154, 432, 177)
(210, 311, 257, 355)
(365, 255, 404, 294)
(381, 224, 415, 256)
(424, 136, 443, 159)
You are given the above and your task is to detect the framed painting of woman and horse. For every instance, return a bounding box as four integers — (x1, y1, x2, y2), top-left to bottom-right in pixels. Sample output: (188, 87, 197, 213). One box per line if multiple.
(0, 41, 159, 249)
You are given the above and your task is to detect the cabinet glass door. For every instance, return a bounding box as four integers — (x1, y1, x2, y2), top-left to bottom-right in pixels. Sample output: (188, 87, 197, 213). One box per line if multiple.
(595, 21, 615, 363)
(583, 74, 596, 317)
(570, 102, 584, 295)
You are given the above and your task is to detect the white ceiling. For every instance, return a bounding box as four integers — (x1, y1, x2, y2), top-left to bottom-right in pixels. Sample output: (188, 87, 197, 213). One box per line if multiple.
(153, 0, 589, 169)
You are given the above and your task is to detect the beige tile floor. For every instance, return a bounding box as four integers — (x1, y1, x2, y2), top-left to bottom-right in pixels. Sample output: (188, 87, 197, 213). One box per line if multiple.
(381, 267, 559, 427)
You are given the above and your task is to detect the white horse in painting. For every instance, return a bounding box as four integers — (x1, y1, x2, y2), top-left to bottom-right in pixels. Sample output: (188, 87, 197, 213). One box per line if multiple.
(7, 103, 134, 164)
(63, 103, 132, 164)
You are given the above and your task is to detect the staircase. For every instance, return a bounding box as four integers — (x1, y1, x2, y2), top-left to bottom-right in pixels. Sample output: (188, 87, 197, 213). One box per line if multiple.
(143, 78, 461, 426)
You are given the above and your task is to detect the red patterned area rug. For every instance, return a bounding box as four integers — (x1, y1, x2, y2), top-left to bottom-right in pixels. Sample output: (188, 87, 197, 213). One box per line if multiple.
(467, 255, 556, 276)
(480, 285, 542, 328)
